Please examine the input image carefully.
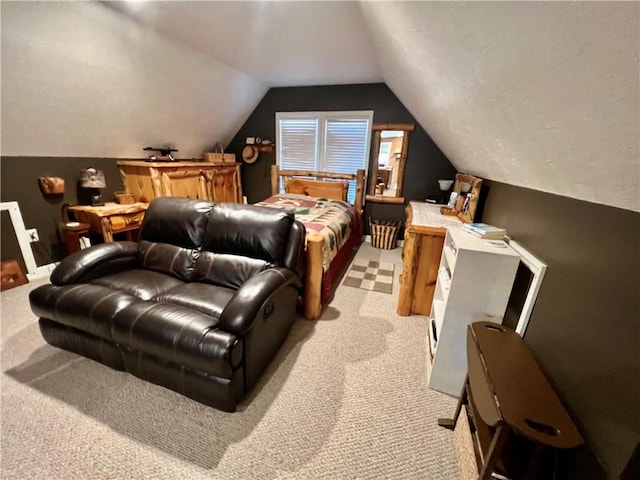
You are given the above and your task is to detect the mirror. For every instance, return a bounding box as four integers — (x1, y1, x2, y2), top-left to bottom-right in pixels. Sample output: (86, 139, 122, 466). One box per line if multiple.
(366, 123, 415, 204)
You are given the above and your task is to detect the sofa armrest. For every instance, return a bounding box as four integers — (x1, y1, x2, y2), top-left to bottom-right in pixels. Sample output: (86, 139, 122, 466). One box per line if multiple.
(51, 241, 140, 285)
(218, 268, 301, 336)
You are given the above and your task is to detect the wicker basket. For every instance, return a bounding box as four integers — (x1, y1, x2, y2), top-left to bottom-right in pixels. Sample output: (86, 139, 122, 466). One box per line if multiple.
(204, 143, 236, 163)
(114, 191, 136, 204)
(369, 218, 400, 250)
(204, 152, 236, 162)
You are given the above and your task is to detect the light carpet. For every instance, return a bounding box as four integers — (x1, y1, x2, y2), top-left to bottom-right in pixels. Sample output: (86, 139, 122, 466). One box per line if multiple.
(1, 243, 472, 480)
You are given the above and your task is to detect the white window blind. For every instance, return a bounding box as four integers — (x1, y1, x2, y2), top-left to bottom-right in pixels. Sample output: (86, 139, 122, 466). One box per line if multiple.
(276, 111, 373, 203)
(278, 117, 319, 171)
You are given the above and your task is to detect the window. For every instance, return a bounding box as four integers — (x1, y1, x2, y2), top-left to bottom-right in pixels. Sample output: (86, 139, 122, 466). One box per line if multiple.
(378, 142, 392, 166)
(276, 111, 373, 202)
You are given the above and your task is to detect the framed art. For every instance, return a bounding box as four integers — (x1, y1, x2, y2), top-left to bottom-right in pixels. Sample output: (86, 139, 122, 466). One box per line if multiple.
(1, 259, 29, 291)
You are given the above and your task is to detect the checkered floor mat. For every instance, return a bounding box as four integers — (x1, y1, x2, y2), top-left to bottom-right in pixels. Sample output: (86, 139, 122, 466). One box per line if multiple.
(342, 259, 395, 294)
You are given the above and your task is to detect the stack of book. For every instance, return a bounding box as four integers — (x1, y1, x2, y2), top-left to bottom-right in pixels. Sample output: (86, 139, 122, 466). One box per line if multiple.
(461, 222, 507, 239)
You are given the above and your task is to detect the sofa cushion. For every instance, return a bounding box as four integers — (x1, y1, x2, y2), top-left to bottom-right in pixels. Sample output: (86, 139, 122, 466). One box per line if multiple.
(90, 269, 184, 301)
(153, 282, 235, 319)
(111, 302, 242, 379)
(29, 283, 139, 341)
(138, 197, 213, 281)
(192, 251, 269, 289)
(204, 203, 294, 266)
(139, 197, 213, 248)
(138, 240, 199, 282)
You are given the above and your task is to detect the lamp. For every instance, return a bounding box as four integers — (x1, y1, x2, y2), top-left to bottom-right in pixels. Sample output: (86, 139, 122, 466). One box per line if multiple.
(80, 168, 106, 206)
(438, 179, 454, 204)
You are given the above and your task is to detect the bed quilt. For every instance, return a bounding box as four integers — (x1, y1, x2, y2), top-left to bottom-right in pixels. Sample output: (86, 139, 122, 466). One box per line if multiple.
(255, 193, 355, 271)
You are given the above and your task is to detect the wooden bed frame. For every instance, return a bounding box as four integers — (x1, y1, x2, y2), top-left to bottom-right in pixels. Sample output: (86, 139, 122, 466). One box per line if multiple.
(270, 165, 366, 320)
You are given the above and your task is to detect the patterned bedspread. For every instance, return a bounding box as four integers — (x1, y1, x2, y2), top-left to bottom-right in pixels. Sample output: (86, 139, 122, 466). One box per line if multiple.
(255, 193, 355, 271)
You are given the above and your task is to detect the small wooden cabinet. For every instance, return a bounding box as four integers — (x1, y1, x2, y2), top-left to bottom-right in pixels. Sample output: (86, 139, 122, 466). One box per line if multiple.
(397, 202, 463, 316)
(117, 161, 243, 204)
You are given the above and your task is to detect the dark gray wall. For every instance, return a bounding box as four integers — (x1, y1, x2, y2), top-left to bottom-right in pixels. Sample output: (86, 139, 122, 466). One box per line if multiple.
(0, 157, 124, 265)
(480, 181, 640, 479)
(226, 83, 457, 232)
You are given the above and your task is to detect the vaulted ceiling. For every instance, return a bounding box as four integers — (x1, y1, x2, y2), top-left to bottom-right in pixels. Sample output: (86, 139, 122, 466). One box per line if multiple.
(2, 1, 638, 212)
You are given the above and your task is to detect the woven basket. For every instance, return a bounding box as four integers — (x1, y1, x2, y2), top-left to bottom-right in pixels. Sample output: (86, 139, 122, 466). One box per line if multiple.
(114, 191, 136, 204)
(204, 152, 236, 162)
(204, 143, 236, 163)
(369, 219, 400, 250)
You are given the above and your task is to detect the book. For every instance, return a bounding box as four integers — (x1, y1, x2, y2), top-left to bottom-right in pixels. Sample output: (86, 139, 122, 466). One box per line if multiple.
(462, 228, 506, 240)
(462, 222, 507, 239)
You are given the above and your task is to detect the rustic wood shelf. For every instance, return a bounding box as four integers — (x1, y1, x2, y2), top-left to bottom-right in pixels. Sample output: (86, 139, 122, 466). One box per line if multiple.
(252, 144, 275, 152)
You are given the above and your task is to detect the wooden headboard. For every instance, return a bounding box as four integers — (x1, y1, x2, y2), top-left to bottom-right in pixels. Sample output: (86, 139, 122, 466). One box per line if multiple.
(285, 178, 349, 201)
(270, 165, 366, 219)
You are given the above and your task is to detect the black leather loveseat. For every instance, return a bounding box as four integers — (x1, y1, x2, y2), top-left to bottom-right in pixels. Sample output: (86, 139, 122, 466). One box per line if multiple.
(29, 197, 305, 411)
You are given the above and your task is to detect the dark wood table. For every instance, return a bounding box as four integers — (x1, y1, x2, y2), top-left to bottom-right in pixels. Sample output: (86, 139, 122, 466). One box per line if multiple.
(439, 322, 583, 480)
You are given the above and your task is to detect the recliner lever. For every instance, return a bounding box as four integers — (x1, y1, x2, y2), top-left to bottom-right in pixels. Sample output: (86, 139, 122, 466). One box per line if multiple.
(264, 301, 274, 319)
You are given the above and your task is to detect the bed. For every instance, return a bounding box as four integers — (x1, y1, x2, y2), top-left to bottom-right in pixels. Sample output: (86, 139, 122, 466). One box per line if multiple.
(255, 166, 366, 320)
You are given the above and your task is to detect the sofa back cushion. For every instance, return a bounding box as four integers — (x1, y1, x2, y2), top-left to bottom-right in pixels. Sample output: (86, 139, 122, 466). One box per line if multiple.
(203, 203, 294, 264)
(138, 197, 213, 281)
(195, 204, 295, 287)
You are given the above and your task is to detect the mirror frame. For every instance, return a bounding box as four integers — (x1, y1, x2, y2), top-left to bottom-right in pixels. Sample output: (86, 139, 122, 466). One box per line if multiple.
(366, 122, 415, 204)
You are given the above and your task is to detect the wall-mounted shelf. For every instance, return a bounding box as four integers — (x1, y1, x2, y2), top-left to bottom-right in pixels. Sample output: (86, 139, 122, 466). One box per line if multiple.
(253, 144, 275, 152)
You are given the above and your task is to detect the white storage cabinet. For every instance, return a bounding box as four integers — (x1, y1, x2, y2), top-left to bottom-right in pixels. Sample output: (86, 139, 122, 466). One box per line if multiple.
(428, 227, 520, 396)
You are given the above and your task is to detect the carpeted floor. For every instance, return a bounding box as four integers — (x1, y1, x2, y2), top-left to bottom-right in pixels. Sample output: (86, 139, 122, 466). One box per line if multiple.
(1, 243, 473, 479)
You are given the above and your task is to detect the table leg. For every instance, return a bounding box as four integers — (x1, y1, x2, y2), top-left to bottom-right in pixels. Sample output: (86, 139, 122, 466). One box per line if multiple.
(479, 424, 510, 480)
(397, 231, 418, 315)
(438, 374, 469, 429)
(100, 217, 114, 243)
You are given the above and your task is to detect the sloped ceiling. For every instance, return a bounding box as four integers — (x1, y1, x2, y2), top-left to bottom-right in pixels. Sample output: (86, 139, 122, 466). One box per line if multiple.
(359, 1, 639, 212)
(107, 1, 381, 87)
(2, 1, 638, 212)
(1, 1, 268, 158)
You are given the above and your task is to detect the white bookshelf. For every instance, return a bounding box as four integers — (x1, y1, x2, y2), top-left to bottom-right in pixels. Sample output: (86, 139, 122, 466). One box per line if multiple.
(427, 226, 521, 397)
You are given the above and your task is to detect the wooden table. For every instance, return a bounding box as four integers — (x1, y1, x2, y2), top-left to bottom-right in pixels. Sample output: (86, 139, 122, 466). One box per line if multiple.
(439, 322, 583, 479)
(397, 202, 462, 315)
(68, 202, 149, 243)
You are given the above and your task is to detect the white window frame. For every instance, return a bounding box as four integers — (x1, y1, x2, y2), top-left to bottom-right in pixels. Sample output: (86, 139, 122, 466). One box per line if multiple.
(275, 110, 373, 189)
